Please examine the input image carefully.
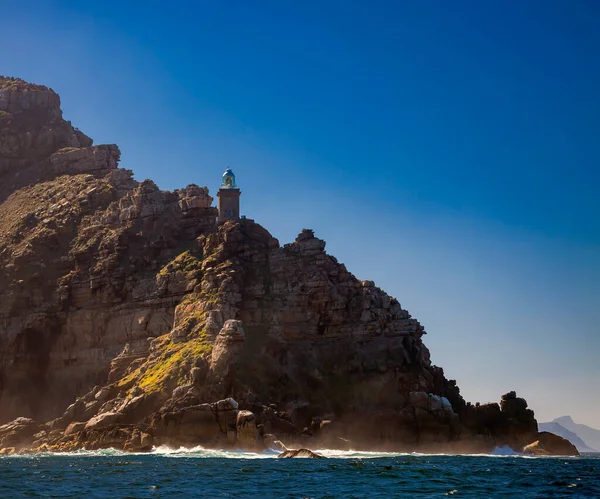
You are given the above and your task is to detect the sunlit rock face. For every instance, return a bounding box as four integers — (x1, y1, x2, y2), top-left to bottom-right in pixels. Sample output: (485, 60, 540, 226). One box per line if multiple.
(0, 76, 94, 201)
(0, 76, 217, 423)
(0, 77, 539, 455)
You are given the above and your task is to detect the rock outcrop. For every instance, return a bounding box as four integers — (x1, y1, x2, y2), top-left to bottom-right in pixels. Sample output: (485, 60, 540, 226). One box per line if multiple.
(539, 421, 598, 453)
(0, 76, 544, 455)
(523, 432, 580, 456)
(0, 417, 39, 449)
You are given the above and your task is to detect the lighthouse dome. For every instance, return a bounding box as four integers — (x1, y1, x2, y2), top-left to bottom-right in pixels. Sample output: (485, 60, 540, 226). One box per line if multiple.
(221, 168, 236, 188)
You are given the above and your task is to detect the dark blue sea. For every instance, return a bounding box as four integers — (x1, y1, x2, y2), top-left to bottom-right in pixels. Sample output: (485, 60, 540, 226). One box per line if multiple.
(1, 447, 599, 498)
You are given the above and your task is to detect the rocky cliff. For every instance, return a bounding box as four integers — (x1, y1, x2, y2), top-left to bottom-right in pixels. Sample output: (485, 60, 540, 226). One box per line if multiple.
(0, 77, 548, 455)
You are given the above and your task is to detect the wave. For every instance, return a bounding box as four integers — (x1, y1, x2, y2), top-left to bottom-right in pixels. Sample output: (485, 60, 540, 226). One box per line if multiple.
(316, 448, 539, 459)
(490, 445, 524, 456)
(149, 447, 416, 459)
(0, 444, 563, 460)
(150, 445, 280, 458)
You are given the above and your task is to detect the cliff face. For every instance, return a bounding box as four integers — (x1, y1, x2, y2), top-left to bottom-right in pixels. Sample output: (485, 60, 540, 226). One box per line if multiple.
(0, 76, 216, 422)
(0, 77, 541, 454)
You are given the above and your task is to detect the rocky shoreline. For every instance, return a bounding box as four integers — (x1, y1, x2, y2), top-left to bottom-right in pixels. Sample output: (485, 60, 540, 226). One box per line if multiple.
(0, 392, 579, 457)
(0, 76, 578, 457)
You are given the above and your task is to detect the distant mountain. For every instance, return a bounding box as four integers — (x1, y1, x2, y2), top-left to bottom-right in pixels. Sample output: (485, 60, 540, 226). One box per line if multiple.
(538, 422, 597, 453)
(551, 416, 600, 452)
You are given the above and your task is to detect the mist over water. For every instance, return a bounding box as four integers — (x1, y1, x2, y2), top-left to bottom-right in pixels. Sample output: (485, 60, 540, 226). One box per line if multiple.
(0, 445, 534, 459)
(1, 448, 598, 498)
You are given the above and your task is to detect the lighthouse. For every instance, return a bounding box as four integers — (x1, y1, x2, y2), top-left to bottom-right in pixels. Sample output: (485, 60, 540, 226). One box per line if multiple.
(217, 168, 241, 222)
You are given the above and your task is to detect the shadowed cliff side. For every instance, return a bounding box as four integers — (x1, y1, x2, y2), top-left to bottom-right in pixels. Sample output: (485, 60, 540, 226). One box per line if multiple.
(0, 76, 557, 456)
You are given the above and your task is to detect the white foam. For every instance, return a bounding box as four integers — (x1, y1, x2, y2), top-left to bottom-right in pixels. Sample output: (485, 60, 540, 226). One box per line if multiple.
(314, 449, 409, 459)
(490, 445, 523, 456)
(0, 445, 571, 460)
(150, 445, 279, 459)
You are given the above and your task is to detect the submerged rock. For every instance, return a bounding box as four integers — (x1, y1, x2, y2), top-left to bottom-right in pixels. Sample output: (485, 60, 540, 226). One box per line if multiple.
(278, 448, 325, 459)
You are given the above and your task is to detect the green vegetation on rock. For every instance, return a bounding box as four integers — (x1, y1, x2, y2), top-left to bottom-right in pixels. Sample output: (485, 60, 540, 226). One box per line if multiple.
(158, 250, 203, 276)
(118, 332, 212, 394)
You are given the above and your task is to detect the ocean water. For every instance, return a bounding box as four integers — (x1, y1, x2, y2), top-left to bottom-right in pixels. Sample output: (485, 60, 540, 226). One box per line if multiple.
(1, 447, 599, 498)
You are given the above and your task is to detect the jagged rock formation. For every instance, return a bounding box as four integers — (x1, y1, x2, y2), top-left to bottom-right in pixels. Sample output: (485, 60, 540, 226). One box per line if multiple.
(0, 76, 549, 455)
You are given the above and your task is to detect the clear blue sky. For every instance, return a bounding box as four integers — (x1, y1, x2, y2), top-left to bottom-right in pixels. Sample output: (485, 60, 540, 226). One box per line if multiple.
(2, 0, 599, 427)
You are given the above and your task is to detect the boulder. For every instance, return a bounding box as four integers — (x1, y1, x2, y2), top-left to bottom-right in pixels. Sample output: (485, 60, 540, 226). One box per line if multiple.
(215, 398, 239, 438)
(236, 410, 261, 450)
(95, 387, 112, 403)
(153, 404, 224, 446)
(0, 417, 38, 448)
(523, 432, 579, 456)
(85, 412, 121, 430)
(140, 432, 153, 449)
(76, 426, 133, 451)
(114, 392, 166, 424)
(408, 392, 455, 418)
(123, 429, 154, 452)
(64, 422, 87, 436)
